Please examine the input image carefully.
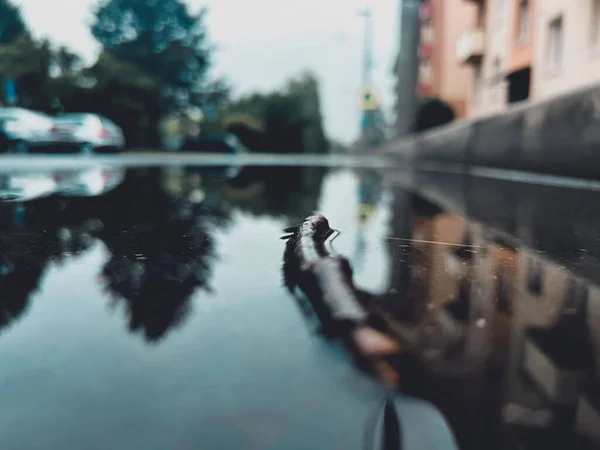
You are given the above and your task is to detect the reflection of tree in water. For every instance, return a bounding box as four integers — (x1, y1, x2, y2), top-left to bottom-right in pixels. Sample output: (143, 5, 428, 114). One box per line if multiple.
(0, 164, 322, 342)
(49, 203, 105, 266)
(0, 232, 50, 333)
(95, 168, 228, 343)
(0, 198, 69, 333)
(99, 220, 215, 342)
(0, 168, 229, 342)
(222, 165, 327, 225)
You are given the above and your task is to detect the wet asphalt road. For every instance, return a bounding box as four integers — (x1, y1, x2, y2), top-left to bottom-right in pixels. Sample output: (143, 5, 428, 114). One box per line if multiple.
(1, 158, 600, 449)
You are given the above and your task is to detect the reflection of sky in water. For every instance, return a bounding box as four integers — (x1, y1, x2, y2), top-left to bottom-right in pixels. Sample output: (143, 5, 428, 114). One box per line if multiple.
(317, 169, 390, 294)
(0, 170, 404, 449)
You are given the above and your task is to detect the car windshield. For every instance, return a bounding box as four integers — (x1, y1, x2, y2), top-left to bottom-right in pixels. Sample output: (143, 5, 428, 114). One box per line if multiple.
(54, 115, 90, 125)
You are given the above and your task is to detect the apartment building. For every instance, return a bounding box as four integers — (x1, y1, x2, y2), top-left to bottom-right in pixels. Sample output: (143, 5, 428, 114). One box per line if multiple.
(458, 0, 536, 117)
(417, 0, 477, 118)
(533, 0, 600, 99)
(459, 0, 600, 118)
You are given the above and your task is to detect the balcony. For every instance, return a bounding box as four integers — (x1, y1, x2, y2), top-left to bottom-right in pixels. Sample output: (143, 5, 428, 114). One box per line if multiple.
(418, 82, 434, 97)
(420, 2, 433, 22)
(457, 29, 485, 64)
(419, 43, 434, 60)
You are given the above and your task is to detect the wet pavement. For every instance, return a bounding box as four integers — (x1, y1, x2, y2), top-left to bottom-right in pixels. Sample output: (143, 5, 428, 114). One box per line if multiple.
(1, 162, 600, 449)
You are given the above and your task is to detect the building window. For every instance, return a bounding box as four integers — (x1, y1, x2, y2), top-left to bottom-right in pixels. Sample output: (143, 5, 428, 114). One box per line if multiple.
(507, 67, 531, 103)
(548, 17, 564, 72)
(592, 0, 600, 49)
(518, 0, 530, 41)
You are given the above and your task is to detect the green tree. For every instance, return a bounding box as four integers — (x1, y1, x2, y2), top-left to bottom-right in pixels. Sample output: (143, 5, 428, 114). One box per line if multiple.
(92, 0, 211, 112)
(224, 71, 329, 154)
(286, 72, 328, 154)
(53, 46, 82, 77)
(60, 51, 162, 146)
(0, 0, 26, 44)
(414, 97, 455, 132)
(0, 36, 89, 113)
(0, 35, 53, 109)
(329, 140, 347, 153)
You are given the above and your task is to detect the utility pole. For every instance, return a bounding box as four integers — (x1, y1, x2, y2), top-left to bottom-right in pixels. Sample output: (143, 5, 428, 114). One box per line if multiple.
(358, 2, 387, 148)
(394, 0, 420, 137)
(360, 6, 374, 89)
(358, 5, 375, 143)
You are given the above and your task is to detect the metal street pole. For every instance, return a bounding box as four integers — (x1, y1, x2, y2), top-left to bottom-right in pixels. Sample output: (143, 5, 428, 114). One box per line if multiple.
(360, 6, 374, 88)
(358, 3, 379, 146)
(395, 0, 420, 137)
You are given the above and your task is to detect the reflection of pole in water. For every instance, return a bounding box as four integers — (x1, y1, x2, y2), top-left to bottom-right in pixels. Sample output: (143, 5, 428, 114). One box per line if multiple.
(356, 169, 383, 208)
(353, 169, 383, 270)
(353, 227, 367, 272)
(384, 186, 414, 297)
(14, 203, 25, 228)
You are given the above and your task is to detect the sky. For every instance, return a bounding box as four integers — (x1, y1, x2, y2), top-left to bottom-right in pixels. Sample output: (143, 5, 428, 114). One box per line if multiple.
(13, 0, 399, 143)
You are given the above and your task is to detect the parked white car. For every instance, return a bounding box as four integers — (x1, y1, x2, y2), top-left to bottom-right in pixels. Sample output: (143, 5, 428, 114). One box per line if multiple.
(0, 171, 58, 202)
(53, 113, 125, 153)
(0, 107, 78, 154)
(54, 165, 126, 197)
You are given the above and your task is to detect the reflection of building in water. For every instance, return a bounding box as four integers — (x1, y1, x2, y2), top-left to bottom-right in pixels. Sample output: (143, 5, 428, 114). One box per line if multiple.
(380, 193, 519, 449)
(353, 168, 384, 271)
(380, 184, 600, 449)
(383, 200, 504, 373)
(504, 249, 599, 448)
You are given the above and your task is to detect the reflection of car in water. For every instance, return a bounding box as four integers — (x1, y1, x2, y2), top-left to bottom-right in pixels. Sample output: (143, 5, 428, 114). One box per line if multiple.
(0, 166, 126, 202)
(53, 113, 125, 154)
(180, 133, 248, 154)
(0, 171, 58, 202)
(54, 166, 126, 197)
(0, 108, 78, 154)
(181, 133, 249, 180)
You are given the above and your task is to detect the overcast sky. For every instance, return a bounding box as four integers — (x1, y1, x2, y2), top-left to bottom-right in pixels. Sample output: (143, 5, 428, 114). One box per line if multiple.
(13, 0, 399, 143)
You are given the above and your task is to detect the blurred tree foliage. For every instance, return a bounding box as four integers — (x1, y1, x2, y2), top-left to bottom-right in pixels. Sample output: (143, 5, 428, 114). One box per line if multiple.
(0, 0, 219, 146)
(414, 97, 456, 133)
(0, 35, 53, 109)
(329, 140, 347, 153)
(63, 52, 163, 146)
(224, 72, 329, 154)
(217, 75, 330, 218)
(0, 0, 25, 44)
(0, 2, 329, 152)
(221, 165, 327, 225)
(92, 0, 211, 113)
